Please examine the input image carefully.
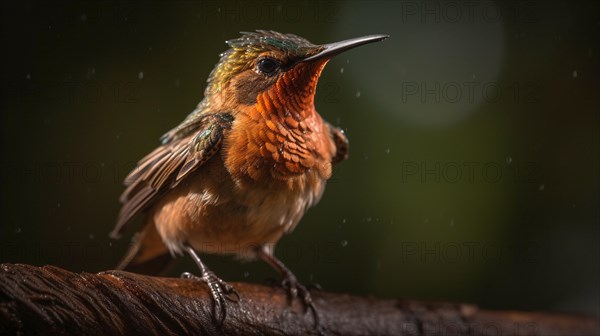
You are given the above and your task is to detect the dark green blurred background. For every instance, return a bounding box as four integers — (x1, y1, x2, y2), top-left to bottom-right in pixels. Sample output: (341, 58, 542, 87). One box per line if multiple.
(1, 1, 598, 316)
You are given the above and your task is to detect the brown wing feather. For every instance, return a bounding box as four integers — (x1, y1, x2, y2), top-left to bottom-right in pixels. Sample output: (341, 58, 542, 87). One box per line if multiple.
(110, 113, 233, 239)
(326, 122, 349, 165)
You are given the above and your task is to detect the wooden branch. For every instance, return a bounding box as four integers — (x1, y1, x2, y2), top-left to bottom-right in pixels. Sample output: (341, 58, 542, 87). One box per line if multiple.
(0, 264, 597, 335)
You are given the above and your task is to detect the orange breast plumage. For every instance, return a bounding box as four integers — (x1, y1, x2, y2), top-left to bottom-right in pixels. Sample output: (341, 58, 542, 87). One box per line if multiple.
(224, 59, 336, 183)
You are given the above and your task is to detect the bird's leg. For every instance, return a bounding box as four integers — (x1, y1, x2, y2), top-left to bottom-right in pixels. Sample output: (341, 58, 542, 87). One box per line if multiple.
(181, 244, 239, 324)
(257, 246, 319, 326)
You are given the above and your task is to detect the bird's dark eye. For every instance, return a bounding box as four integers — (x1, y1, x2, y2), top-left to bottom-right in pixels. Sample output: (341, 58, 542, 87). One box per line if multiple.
(257, 58, 279, 75)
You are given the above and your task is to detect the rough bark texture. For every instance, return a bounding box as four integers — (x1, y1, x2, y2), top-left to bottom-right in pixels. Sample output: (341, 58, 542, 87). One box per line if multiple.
(0, 264, 598, 335)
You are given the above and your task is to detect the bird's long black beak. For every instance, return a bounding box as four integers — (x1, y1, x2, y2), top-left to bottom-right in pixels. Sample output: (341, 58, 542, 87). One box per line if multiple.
(302, 34, 389, 63)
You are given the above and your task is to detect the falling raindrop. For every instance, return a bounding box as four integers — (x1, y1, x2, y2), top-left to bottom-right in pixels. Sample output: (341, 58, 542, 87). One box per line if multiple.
(539, 184, 545, 191)
(355, 91, 361, 98)
(340, 67, 344, 74)
(385, 148, 391, 154)
(450, 218, 455, 227)
(26, 74, 31, 80)
(572, 70, 578, 78)
(506, 156, 513, 164)
(57, 202, 61, 208)
(15, 227, 22, 234)
(340, 240, 348, 247)
(342, 218, 346, 224)
(138, 71, 144, 80)
(89, 234, 95, 240)
(243, 272, 250, 278)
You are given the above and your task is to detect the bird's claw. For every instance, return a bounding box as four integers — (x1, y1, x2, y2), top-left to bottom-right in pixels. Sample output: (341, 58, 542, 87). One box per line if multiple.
(306, 283, 323, 291)
(181, 271, 239, 324)
(278, 274, 319, 327)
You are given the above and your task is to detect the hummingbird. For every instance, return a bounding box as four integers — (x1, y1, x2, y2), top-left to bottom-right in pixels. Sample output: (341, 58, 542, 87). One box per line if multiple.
(110, 30, 388, 324)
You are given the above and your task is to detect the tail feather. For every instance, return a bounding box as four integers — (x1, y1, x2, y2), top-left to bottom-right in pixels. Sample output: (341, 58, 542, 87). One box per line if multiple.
(115, 224, 175, 276)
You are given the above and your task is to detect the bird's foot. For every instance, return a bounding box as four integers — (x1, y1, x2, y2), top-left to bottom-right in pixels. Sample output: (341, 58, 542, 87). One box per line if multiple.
(306, 283, 323, 291)
(256, 247, 320, 329)
(181, 271, 239, 323)
(278, 272, 319, 326)
(265, 277, 322, 292)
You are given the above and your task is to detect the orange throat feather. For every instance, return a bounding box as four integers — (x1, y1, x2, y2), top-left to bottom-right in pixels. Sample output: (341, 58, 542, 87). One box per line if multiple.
(224, 59, 335, 184)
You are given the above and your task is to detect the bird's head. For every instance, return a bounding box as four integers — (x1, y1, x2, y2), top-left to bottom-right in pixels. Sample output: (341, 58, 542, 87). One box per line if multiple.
(205, 30, 388, 115)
